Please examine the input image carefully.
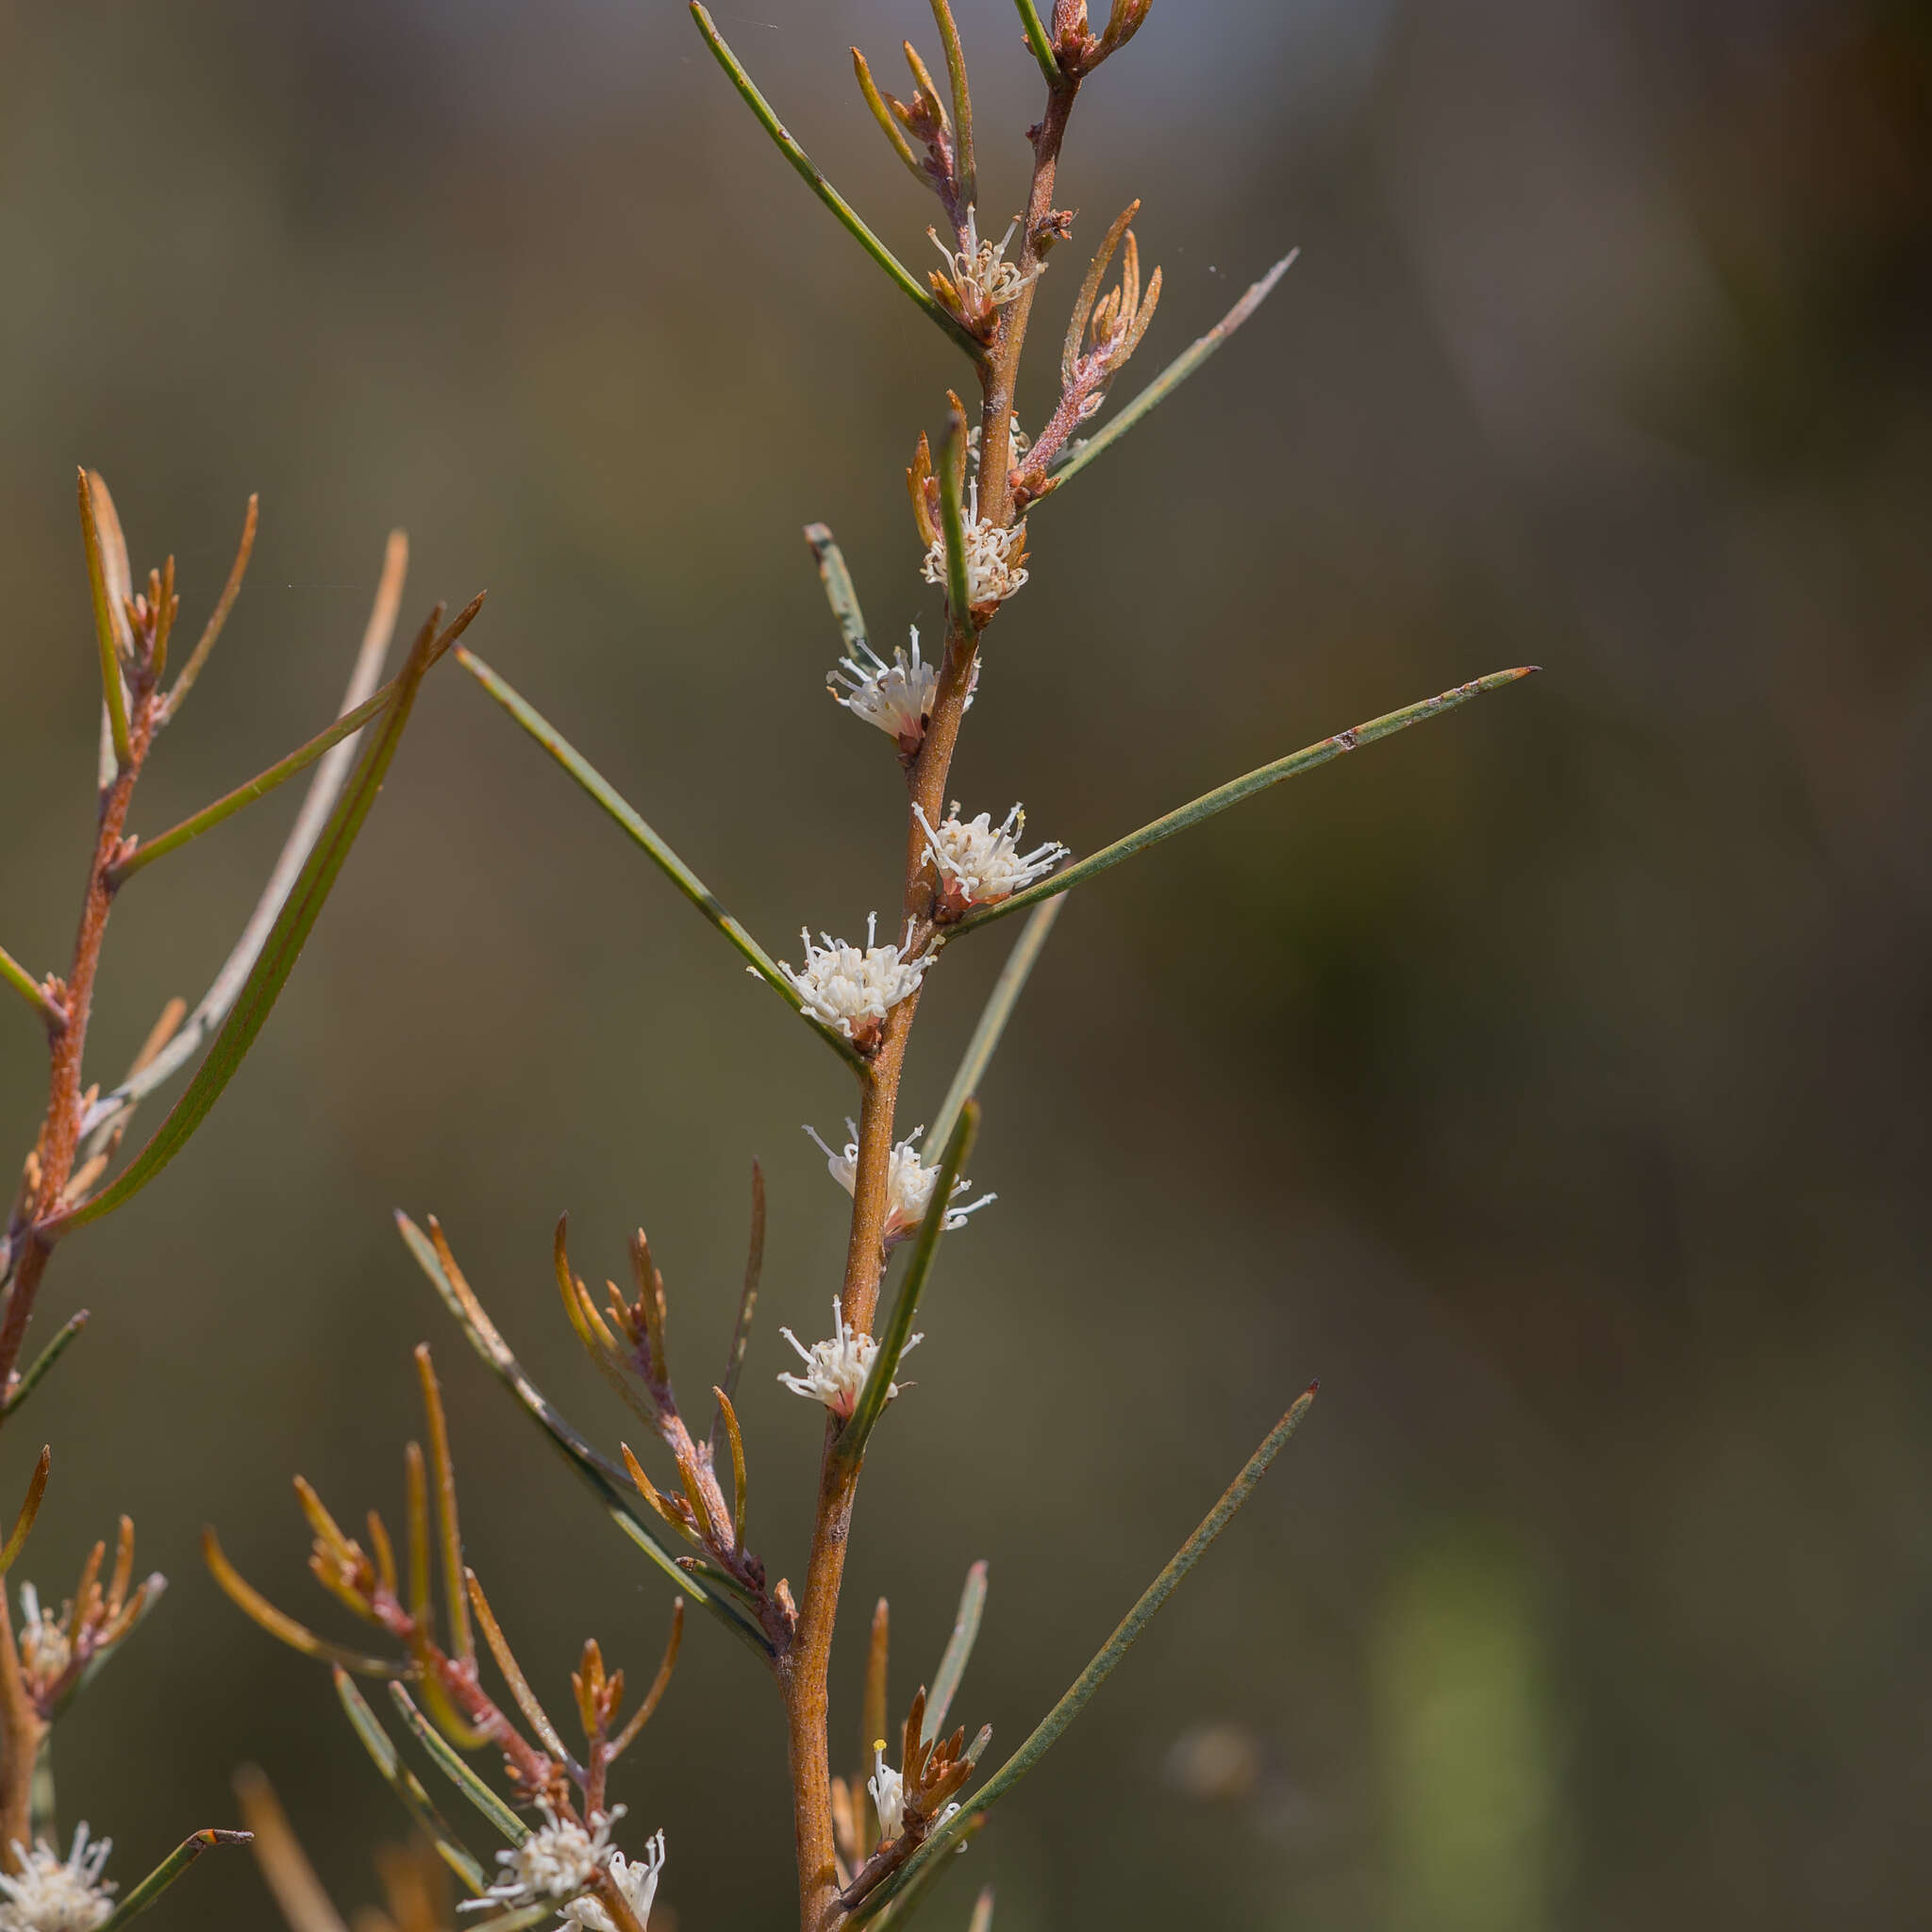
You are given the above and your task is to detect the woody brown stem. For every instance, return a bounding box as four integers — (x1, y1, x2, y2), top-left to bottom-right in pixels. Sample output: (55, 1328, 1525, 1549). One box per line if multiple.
(783, 61, 1085, 1932)
(0, 1589, 46, 1864)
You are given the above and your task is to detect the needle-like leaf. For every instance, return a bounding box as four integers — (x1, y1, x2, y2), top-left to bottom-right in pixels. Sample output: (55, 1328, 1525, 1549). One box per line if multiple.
(93, 1831, 253, 1932)
(949, 668, 1540, 938)
(465, 1569, 571, 1765)
(923, 1560, 987, 1745)
(607, 1597, 684, 1763)
(454, 647, 865, 1072)
(394, 1213, 773, 1658)
(858, 1596, 890, 1859)
(1011, 0, 1062, 84)
(412, 1346, 473, 1662)
(0, 1447, 51, 1574)
(232, 1765, 354, 1932)
(709, 1163, 764, 1464)
(690, 5, 987, 363)
(928, 899, 1061, 1157)
(111, 674, 406, 886)
(928, 0, 974, 213)
(851, 1388, 1320, 1924)
(164, 493, 259, 718)
(201, 1527, 409, 1677)
(1044, 252, 1298, 493)
(0, 942, 63, 1031)
(73, 531, 411, 1166)
(805, 525, 871, 660)
(386, 1681, 529, 1845)
(78, 469, 133, 774)
(1, 1312, 88, 1419)
(836, 1105, 978, 1468)
(55, 596, 481, 1233)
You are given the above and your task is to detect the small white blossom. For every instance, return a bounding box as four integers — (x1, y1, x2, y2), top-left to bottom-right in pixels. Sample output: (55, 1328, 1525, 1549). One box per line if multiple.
(0, 1824, 114, 1932)
(562, 1832, 666, 1932)
(930, 208, 1042, 324)
(15, 1585, 71, 1689)
(777, 1300, 920, 1420)
(917, 803, 1068, 918)
(459, 1805, 622, 1913)
(867, 1742, 906, 1843)
(780, 915, 930, 1052)
(921, 483, 1029, 608)
(804, 1121, 994, 1248)
(827, 625, 975, 755)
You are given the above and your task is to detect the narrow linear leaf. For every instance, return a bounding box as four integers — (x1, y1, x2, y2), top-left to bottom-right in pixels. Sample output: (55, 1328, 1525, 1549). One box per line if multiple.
(112, 675, 403, 885)
(77, 470, 132, 773)
(709, 1162, 764, 1464)
(966, 1886, 995, 1932)
(0, 942, 62, 1031)
(837, 1105, 979, 1468)
(56, 597, 481, 1232)
(465, 1570, 572, 1765)
(950, 668, 1540, 938)
(74, 531, 411, 1163)
(864, 1811, 986, 1932)
(0, 1448, 51, 1574)
(928, 0, 974, 213)
(386, 1681, 529, 1847)
(164, 493, 259, 717)
(805, 525, 870, 658)
(2, 1312, 88, 1418)
(689, 6, 985, 362)
(394, 1214, 773, 1659)
(928, 899, 1061, 1156)
(853, 1388, 1319, 1924)
(232, 1765, 352, 1932)
(1044, 252, 1298, 493)
(327, 1680, 488, 1891)
(454, 647, 864, 1073)
(93, 1830, 252, 1932)
(201, 1527, 409, 1678)
(67, 1575, 166, 1707)
(924, 1560, 987, 1745)
(1011, 0, 1062, 84)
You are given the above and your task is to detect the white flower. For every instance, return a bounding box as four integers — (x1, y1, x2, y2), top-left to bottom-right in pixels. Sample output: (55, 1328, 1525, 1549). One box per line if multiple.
(15, 1585, 71, 1689)
(804, 1121, 994, 1248)
(562, 1832, 666, 1932)
(827, 625, 975, 755)
(867, 1742, 906, 1843)
(0, 1824, 114, 1932)
(459, 1805, 621, 1912)
(916, 803, 1068, 918)
(930, 208, 1042, 326)
(921, 482, 1029, 608)
(780, 915, 930, 1052)
(966, 414, 1030, 470)
(777, 1300, 920, 1420)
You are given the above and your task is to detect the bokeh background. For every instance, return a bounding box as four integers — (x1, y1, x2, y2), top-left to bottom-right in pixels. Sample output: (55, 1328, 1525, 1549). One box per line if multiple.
(3, 1, 1929, 1927)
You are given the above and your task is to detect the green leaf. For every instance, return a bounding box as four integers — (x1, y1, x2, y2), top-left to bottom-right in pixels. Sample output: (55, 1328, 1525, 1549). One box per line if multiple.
(805, 525, 871, 661)
(93, 1830, 252, 1932)
(55, 597, 481, 1233)
(928, 899, 1061, 1158)
(0, 941, 62, 1031)
(852, 1388, 1319, 1924)
(1011, 0, 1062, 84)
(112, 675, 403, 886)
(835, 1105, 978, 1469)
(949, 668, 1540, 939)
(332, 1670, 488, 1890)
(385, 1681, 529, 1847)
(924, 1560, 987, 1745)
(690, 5, 986, 363)
(1, 1312, 88, 1418)
(394, 1213, 774, 1659)
(1043, 252, 1298, 495)
(454, 647, 866, 1074)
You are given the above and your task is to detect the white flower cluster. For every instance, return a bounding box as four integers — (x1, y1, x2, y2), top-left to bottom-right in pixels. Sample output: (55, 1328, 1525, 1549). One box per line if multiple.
(562, 1833, 667, 1932)
(930, 208, 1041, 317)
(917, 803, 1067, 918)
(805, 1121, 994, 1248)
(921, 483, 1029, 607)
(0, 1825, 115, 1932)
(460, 1805, 621, 1914)
(777, 1300, 921, 1420)
(780, 916, 930, 1050)
(827, 625, 976, 754)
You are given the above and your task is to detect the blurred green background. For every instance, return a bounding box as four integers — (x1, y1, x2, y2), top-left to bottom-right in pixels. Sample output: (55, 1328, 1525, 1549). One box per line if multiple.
(3, 1, 1928, 1927)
